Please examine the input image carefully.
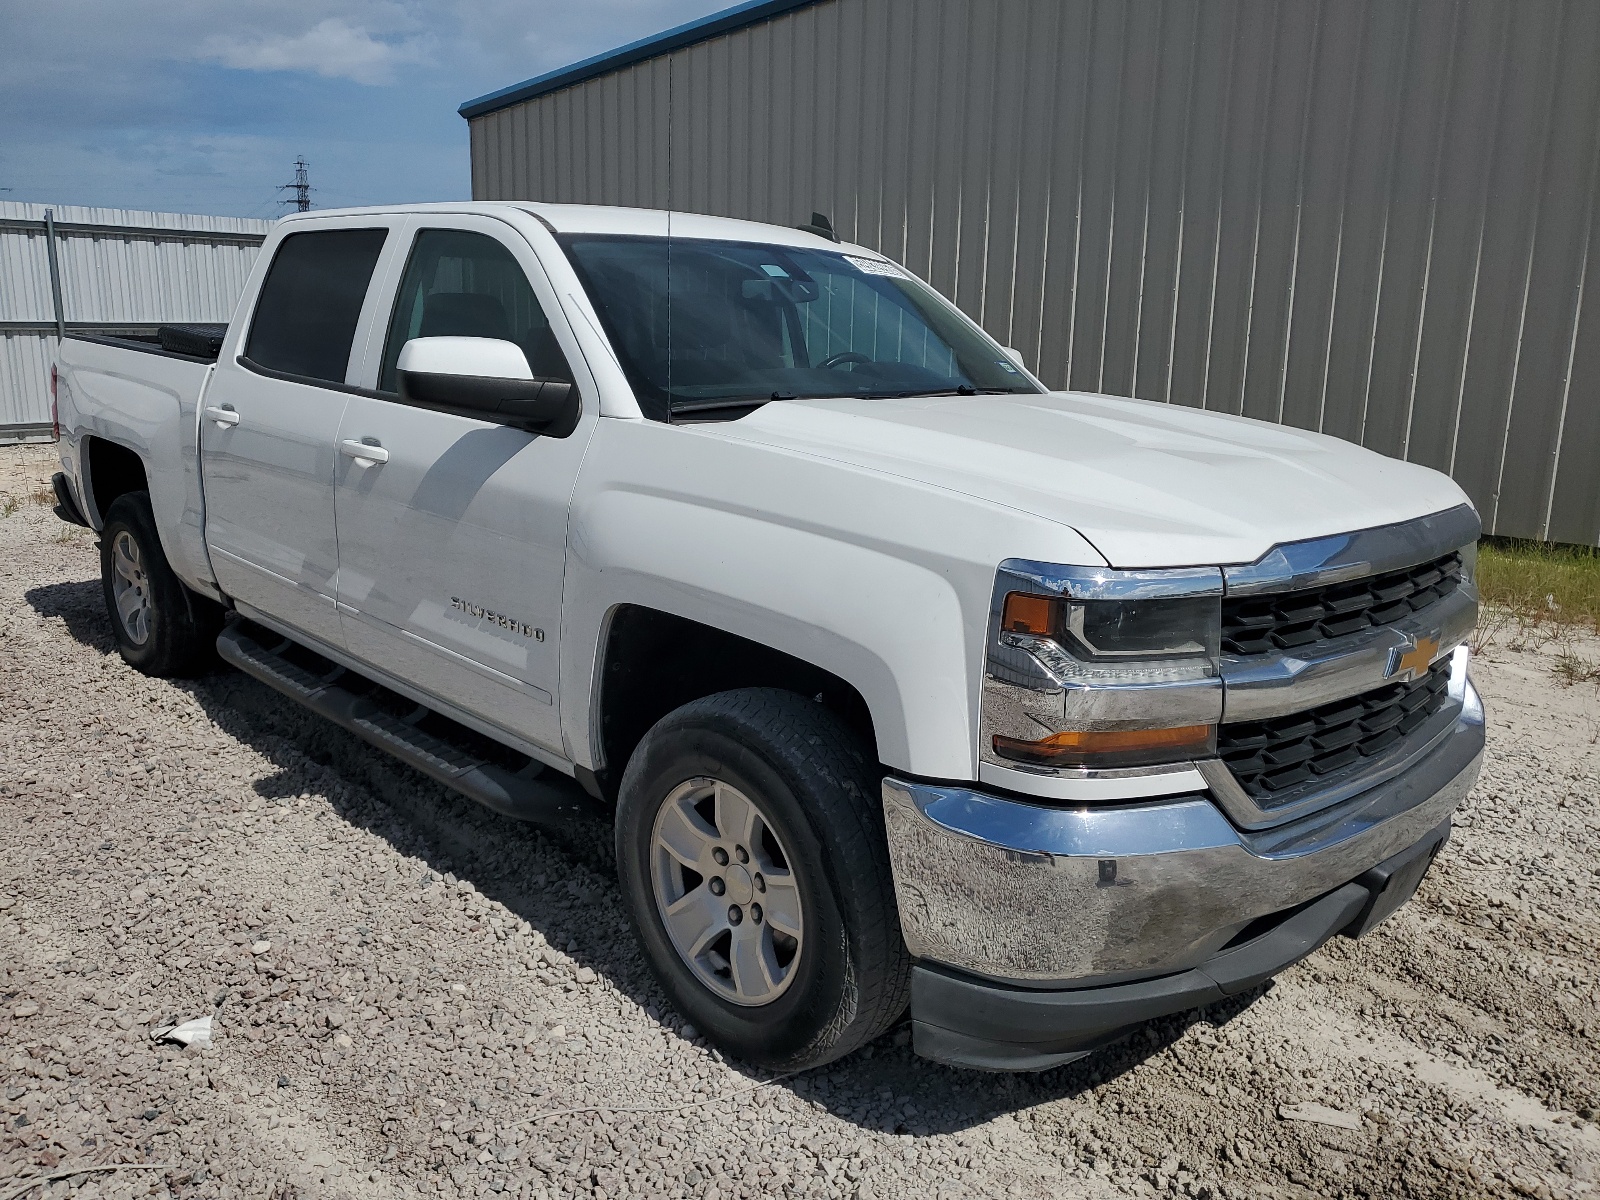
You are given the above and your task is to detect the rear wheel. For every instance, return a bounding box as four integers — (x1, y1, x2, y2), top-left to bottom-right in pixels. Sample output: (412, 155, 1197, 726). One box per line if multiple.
(616, 688, 909, 1069)
(99, 491, 223, 676)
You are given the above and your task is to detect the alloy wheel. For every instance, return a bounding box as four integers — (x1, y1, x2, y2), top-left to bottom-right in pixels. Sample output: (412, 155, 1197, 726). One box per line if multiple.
(110, 530, 152, 646)
(649, 777, 804, 1006)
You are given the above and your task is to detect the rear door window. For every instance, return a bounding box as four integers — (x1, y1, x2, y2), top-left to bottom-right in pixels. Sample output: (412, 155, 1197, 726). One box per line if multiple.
(245, 228, 388, 383)
(377, 228, 574, 394)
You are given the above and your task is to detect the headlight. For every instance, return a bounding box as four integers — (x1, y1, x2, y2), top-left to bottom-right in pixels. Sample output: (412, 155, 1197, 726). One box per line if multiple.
(1001, 591, 1218, 660)
(981, 562, 1224, 773)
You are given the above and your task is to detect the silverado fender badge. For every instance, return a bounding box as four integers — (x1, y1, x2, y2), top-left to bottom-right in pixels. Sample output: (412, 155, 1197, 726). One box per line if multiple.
(1387, 634, 1439, 682)
(450, 597, 545, 641)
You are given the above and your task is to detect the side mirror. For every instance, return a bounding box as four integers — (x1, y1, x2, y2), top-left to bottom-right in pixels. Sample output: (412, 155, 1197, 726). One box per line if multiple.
(1001, 346, 1027, 370)
(396, 336, 579, 438)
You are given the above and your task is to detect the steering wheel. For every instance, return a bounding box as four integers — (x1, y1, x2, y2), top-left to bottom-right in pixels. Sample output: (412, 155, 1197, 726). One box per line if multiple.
(819, 351, 871, 370)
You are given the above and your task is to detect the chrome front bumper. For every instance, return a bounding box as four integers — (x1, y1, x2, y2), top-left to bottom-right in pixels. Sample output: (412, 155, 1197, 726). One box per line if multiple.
(883, 679, 1484, 987)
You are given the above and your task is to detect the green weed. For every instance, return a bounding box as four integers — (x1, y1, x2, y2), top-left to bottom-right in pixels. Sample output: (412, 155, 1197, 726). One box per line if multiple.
(1551, 651, 1600, 687)
(1477, 538, 1600, 632)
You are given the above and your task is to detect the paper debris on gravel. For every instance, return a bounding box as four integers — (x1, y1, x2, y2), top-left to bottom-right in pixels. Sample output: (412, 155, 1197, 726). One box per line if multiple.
(1278, 1102, 1361, 1130)
(151, 1016, 213, 1048)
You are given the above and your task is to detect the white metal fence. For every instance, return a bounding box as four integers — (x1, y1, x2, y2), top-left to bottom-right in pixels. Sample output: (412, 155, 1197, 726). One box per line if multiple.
(0, 202, 273, 440)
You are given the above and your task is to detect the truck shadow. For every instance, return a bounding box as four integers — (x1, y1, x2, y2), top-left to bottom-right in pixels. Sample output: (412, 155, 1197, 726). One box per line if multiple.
(28, 577, 1271, 1136)
(26, 578, 119, 656)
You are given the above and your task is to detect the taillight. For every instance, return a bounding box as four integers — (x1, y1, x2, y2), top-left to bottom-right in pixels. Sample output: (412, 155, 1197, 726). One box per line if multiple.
(50, 364, 60, 441)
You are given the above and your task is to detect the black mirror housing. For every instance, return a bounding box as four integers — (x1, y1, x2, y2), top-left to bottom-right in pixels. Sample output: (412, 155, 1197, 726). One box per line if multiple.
(397, 370, 580, 438)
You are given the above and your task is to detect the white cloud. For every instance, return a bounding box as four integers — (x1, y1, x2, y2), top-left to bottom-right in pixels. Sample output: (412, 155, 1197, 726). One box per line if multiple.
(198, 17, 430, 86)
(0, 0, 725, 213)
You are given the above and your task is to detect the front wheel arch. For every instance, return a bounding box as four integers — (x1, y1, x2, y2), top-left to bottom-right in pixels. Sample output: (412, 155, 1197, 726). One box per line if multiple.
(588, 605, 881, 801)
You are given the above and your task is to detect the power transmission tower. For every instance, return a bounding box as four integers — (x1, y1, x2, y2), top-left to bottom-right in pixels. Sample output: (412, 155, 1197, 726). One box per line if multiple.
(279, 158, 313, 212)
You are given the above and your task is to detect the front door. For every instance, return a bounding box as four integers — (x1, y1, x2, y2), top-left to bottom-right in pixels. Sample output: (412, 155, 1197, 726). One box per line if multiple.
(332, 216, 597, 754)
(200, 222, 393, 646)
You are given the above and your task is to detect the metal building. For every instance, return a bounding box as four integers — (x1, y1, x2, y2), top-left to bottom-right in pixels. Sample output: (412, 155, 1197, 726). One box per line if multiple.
(462, 0, 1600, 545)
(0, 203, 271, 440)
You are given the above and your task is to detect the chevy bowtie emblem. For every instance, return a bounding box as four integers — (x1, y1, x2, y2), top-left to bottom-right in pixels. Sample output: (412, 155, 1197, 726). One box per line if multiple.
(1388, 634, 1440, 682)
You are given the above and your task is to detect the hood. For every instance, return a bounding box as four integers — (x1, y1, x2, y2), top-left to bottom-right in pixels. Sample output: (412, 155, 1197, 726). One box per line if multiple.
(708, 391, 1473, 567)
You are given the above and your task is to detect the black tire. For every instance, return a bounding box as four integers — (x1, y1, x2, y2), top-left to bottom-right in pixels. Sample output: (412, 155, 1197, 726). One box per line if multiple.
(616, 688, 910, 1070)
(99, 491, 223, 677)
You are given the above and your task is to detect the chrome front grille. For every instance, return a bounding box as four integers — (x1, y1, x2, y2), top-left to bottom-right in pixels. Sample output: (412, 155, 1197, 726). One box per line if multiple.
(1221, 551, 1463, 656)
(1217, 660, 1452, 800)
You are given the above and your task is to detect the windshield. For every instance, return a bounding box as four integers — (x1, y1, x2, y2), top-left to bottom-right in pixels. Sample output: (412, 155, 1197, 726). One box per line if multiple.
(558, 234, 1042, 420)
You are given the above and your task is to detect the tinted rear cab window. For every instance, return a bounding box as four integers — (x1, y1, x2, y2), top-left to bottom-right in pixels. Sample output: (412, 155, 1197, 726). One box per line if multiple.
(245, 228, 388, 383)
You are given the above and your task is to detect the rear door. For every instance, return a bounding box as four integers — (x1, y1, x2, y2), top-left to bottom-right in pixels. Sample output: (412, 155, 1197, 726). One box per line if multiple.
(200, 219, 398, 645)
(331, 214, 598, 754)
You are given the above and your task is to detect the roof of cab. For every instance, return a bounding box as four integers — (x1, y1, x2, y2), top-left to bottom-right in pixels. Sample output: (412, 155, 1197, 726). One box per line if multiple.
(276, 201, 867, 253)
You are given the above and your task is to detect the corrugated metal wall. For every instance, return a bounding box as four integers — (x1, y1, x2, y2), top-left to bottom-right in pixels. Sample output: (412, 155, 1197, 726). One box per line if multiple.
(468, 0, 1600, 545)
(0, 203, 271, 437)
(0, 335, 55, 438)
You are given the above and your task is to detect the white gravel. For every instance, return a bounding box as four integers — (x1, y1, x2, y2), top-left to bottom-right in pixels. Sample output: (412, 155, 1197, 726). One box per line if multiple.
(2, 442, 1597, 1200)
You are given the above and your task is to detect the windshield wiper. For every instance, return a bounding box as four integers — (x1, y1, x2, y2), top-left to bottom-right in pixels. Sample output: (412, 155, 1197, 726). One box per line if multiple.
(669, 392, 801, 416)
(862, 385, 1016, 399)
(669, 385, 1018, 417)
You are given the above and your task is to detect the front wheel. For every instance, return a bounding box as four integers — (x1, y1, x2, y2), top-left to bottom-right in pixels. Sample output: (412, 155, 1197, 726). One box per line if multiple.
(615, 688, 909, 1069)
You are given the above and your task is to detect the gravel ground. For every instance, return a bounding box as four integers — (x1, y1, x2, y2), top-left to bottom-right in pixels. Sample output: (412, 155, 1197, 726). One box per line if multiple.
(2, 441, 1598, 1200)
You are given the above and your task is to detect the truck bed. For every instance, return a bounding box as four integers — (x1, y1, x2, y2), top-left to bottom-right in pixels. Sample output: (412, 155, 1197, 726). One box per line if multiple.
(55, 329, 222, 599)
(72, 323, 228, 363)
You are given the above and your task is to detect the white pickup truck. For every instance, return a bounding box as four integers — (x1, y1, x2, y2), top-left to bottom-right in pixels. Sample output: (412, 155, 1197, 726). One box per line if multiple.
(51, 202, 1484, 1072)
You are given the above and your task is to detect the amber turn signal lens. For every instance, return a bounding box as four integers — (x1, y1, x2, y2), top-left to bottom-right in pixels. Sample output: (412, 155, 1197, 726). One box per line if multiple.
(1001, 591, 1057, 636)
(992, 724, 1215, 769)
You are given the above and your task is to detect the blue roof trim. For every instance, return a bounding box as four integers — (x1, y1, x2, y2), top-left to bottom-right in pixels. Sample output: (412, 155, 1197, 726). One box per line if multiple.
(459, 0, 823, 120)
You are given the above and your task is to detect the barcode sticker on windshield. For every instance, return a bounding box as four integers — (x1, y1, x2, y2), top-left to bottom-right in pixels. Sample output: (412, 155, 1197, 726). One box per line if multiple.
(845, 255, 908, 278)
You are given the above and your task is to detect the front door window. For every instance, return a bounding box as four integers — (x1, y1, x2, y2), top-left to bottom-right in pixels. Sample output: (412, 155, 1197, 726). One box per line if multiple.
(377, 229, 574, 393)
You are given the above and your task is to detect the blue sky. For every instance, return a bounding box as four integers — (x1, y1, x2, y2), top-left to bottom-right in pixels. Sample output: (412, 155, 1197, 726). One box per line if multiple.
(0, 0, 726, 218)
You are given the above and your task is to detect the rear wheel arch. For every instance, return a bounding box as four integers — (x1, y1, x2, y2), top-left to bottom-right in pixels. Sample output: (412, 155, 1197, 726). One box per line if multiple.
(82, 437, 150, 527)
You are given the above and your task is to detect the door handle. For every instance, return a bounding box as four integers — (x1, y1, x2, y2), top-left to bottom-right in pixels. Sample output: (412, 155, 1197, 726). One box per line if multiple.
(340, 439, 389, 464)
(204, 405, 240, 428)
